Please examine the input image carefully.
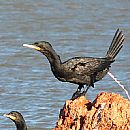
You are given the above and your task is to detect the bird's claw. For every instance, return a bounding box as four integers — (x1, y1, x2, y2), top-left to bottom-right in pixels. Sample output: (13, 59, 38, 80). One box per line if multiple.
(71, 90, 81, 100)
(71, 90, 86, 100)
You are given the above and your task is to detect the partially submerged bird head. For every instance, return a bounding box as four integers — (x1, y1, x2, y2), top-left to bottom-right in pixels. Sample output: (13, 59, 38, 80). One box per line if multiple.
(23, 41, 53, 54)
(4, 111, 27, 130)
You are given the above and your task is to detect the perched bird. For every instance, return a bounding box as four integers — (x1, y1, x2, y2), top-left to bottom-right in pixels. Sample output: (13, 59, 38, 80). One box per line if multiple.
(4, 111, 27, 130)
(23, 29, 125, 98)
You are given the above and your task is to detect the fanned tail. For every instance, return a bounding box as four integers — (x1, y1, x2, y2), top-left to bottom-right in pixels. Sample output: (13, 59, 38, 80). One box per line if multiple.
(106, 29, 125, 60)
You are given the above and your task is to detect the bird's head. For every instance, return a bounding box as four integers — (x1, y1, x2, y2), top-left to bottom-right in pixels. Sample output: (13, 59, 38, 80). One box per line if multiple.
(4, 111, 27, 130)
(4, 111, 25, 123)
(23, 41, 61, 65)
(23, 41, 53, 54)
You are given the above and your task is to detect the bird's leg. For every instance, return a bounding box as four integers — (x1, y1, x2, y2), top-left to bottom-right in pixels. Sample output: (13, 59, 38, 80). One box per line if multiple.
(81, 86, 90, 96)
(71, 84, 84, 100)
(82, 86, 86, 91)
(81, 77, 94, 96)
(77, 84, 84, 92)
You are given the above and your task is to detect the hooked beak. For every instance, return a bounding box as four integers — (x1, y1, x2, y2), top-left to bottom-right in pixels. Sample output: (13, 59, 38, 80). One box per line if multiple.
(23, 44, 41, 51)
(3, 113, 16, 121)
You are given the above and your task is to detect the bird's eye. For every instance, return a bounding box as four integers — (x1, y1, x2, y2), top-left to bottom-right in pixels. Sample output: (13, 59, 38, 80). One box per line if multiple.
(34, 42, 38, 45)
(10, 112, 13, 114)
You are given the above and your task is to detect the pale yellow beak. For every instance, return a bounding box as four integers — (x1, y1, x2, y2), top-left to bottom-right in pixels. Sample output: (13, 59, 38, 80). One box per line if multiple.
(23, 44, 41, 51)
(3, 114, 16, 120)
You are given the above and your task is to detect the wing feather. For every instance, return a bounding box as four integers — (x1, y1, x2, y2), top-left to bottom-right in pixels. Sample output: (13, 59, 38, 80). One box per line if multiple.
(63, 57, 111, 76)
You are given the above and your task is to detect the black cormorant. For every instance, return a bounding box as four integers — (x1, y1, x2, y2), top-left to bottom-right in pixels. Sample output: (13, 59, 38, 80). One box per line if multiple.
(23, 29, 125, 98)
(4, 111, 27, 130)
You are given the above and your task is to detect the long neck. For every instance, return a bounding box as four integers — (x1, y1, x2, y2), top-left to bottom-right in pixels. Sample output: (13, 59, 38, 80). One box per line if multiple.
(15, 121, 27, 130)
(43, 48, 62, 70)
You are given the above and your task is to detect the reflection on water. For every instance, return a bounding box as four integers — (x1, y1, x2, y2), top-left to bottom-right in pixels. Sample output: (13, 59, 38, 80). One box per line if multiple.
(0, 0, 130, 129)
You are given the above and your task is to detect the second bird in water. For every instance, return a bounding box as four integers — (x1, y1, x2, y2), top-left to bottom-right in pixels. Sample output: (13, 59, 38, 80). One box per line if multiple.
(4, 111, 27, 130)
(23, 29, 125, 99)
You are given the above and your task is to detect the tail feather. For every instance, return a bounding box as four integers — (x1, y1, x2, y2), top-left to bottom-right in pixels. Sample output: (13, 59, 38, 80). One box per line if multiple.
(109, 31, 124, 55)
(106, 29, 125, 60)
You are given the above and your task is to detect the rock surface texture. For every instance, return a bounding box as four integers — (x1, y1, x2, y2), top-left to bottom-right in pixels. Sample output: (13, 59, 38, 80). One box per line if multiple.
(53, 92, 130, 130)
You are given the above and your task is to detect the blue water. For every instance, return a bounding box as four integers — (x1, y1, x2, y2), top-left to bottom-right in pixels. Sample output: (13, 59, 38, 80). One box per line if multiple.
(0, 0, 130, 129)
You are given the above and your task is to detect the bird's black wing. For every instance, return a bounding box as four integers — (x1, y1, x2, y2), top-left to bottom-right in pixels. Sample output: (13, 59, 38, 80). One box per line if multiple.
(63, 57, 111, 76)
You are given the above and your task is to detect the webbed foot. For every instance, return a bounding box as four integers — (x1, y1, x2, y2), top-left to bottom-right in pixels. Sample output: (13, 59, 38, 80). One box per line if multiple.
(71, 90, 81, 100)
(71, 86, 90, 100)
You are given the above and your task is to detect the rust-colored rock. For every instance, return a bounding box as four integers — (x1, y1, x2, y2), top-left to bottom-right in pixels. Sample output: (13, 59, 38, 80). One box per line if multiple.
(53, 92, 130, 130)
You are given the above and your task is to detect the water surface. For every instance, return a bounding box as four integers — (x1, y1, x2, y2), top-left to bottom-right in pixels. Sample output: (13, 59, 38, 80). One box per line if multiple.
(0, 0, 130, 129)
